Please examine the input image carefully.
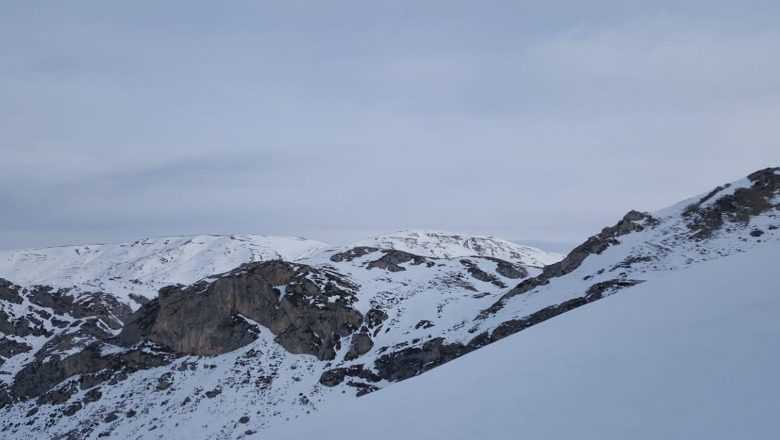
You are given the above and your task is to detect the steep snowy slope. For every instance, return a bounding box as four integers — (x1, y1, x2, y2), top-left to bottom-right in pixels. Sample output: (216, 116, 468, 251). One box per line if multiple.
(0, 235, 328, 306)
(268, 240, 780, 440)
(353, 230, 562, 267)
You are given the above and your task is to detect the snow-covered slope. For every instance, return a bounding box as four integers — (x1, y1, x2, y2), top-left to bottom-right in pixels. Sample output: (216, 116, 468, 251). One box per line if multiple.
(268, 240, 780, 440)
(0, 243, 535, 439)
(353, 230, 562, 267)
(0, 168, 777, 440)
(0, 235, 328, 306)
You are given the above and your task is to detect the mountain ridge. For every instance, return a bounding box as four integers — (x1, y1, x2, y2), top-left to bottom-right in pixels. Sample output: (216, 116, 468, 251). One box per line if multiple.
(0, 167, 777, 439)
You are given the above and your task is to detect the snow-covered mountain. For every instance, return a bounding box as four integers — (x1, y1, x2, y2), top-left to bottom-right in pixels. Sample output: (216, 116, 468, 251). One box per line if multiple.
(353, 230, 561, 267)
(0, 167, 777, 440)
(0, 235, 329, 306)
(268, 239, 780, 440)
(0, 231, 557, 310)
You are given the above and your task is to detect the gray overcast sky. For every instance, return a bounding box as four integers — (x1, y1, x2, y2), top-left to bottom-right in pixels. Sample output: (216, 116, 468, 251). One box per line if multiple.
(1, 1, 778, 251)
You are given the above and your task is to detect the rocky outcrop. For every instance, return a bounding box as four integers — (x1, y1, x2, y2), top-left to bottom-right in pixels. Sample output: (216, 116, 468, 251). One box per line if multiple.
(118, 260, 364, 360)
(319, 364, 381, 387)
(26, 287, 132, 330)
(330, 246, 379, 263)
(0, 279, 23, 304)
(480, 210, 657, 317)
(683, 167, 780, 239)
(0, 338, 31, 364)
(366, 250, 429, 272)
(374, 337, 470, 382)
(487, 258, 528, 279)
(365, 308, 388, 329)
(459, 259, 506, 288)
(5, 344, 172, 405)
(344, 332, 373, 361)
(0, 310, 50, 338)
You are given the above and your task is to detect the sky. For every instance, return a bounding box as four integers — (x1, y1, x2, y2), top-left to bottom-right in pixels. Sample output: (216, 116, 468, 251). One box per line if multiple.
(1, 1, 779, 251)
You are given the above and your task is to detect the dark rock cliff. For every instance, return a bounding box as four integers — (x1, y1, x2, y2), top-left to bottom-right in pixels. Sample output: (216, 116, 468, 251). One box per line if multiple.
(118, 260, 364, 360)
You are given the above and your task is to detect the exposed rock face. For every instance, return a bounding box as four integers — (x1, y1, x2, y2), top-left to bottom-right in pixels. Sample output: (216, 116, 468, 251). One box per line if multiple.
(329, 247, 379, 263)
(0, 279, 23, 304)
(366, 250, 428, 272)
(479, 210, 657, 317)
(7, 344, 171, 404)
(374, 338, 470, 382)
(0, 277, 160, 409)
(344, 332, 373, 361)
(683, 167, 780, 239)
(365, 309, 388, 329)
(543, 210, 658, 279)
(118, 260, 364, 360)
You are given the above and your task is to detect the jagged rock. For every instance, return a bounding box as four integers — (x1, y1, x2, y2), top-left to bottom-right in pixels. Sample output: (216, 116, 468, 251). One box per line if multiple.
(34, 320, 114, 366)
(683, 167, 780, 239)
(117, 260, 363, 360)
(366, 250, 427, 272)
(27, 287, 132, 331)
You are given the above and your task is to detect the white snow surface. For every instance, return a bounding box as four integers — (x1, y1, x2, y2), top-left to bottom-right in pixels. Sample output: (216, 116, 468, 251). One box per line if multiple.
(269, 241, 780, 440)
(353, 230, 562, 267)
(0, 234, 328, 306)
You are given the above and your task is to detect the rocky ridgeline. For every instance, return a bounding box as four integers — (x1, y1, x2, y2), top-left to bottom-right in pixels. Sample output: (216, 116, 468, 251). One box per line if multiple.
(319, 167, 780, 390)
